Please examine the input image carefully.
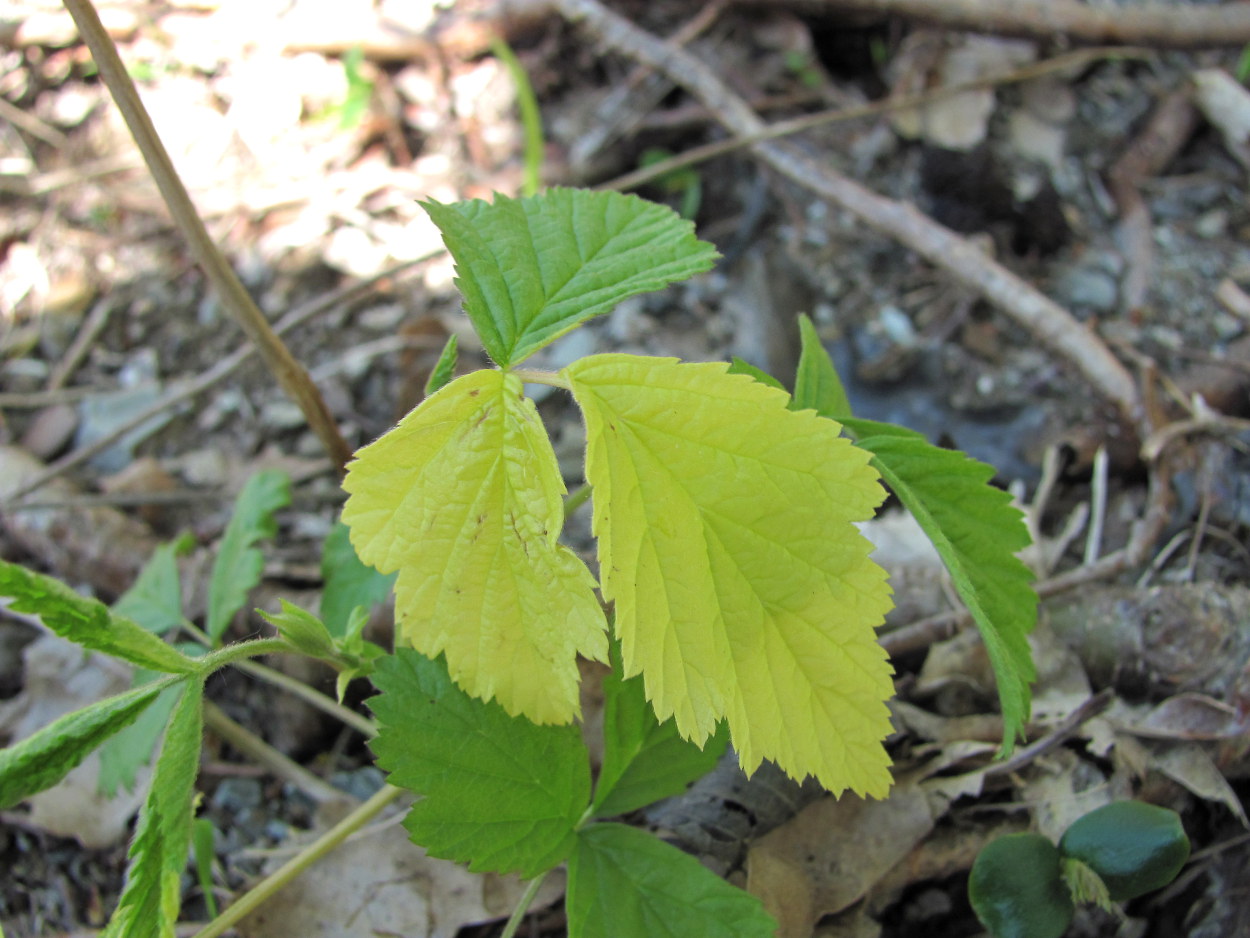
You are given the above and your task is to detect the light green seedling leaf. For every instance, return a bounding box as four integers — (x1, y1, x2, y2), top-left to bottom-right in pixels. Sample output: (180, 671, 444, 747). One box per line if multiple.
(565, 354, 895, 797)
(793, 312, 852, 419)
(423, 188, 718, 367)
(592, 642, 728, 817)
(206, 469, 291, 644)
(842, 418, 1037, 750)
(192, 817, 219, 919)
(568, 823, 777, 938)
(343, 368, 607, 724)
(0, 678, 180, 809)
(113, 534, 195, 635)
(423, 333, 459, 397)
(320, 521, 395, 641)
(369, 649, 590, 878)
(103, 676, 205, 938)
(0, 560, 196, 674)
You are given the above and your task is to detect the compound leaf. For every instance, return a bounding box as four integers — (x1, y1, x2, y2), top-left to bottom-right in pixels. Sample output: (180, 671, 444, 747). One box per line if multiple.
(565, 354, 895, 797)
(206, 470, 290, 643)
(369, 649, 590, 878)
(423, 189, 718, 367)
(844, 418, 1037, 750)
(0, 677, 179, 809)
(103, 676, 205, 938)
(343, 368, 607, 725)
(567, 823, 777, 938)
(592, 644, 728, 818)
(0, 560, 196, 674)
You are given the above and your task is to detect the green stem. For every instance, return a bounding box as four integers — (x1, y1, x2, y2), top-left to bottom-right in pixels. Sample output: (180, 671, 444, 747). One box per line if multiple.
(563, 483, 592, 518)
(490, 34, 544, 196)
(189, 784, 406, 938)
(197, 637, 294, 674)
(61, 0, 353, 473)
(202, 702, 344, 803)
(232, 657, 378, 738)
(511, 368, 569, 390)
(499, 871, 550, 938)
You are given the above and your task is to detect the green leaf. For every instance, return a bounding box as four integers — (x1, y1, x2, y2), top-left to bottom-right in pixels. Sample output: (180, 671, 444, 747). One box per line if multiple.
(567, 823, 777, 938)
(103, 676, 205, 938)
(206, 470, 291, 644)
(792, 313, 852, 419)
(0, 560, 197, 674)
(565, 354, 895, 797)
(368, 649, 590, 878)
(320, 521, 395, 641)
(113, 534, 195, 635)
(343, 368, 608, 725)
(192, 818, 219, 919)
(98, 675, 183, 797)
(424, 333, 459, 397)
(592, 643, 728, 817)
(843, 418, 1037, 750)
(968, 833, 1074, 938)
(0, 678, 179, 809)
(423, 189, 718, 367)
(726, 357, 786, 392)
(1058, 801, 1190, 901)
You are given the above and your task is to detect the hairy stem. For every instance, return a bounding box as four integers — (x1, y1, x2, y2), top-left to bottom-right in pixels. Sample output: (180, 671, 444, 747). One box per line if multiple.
(189, 784, 406, 938)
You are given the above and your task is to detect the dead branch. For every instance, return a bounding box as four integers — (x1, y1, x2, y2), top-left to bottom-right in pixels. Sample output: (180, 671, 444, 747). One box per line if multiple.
(555, 0, 1144, 433)
(734, 0, 1250, 48)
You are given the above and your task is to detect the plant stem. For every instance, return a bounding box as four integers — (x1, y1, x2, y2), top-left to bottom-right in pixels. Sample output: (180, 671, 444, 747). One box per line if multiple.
(61, 0, 353, 473)
(202, 702, 344, 803)
(563, 483, 592, 518)
(511, 368, 570, 390)
(189, 784, 406, 938)
(231, 657, 378, 738)
(197, 637, 293, 673)
(499, 871, 549, 938)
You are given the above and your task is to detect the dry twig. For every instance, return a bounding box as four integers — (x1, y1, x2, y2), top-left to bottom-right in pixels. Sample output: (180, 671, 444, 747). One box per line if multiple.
(736, 0, 1250, 48)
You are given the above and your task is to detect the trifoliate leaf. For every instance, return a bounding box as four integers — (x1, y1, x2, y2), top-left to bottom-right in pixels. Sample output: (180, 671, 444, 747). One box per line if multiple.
(369, 649, 590, 878)
(206, 470, 291, 643)
(592, 642, 728, 818)
(844, 418, 1037, 750)
(567, 823, 777, 938)
(423, 189, 718, 367)
(320, 521, 395, 640)
(0, 677, 180, 809)
(0, 560, 196, 674)
(793, 313, 852, 419)
(565, 354, 895, 797)
(343, 369, 607, 724)
(113, 534, 195, 635)
(104, 676, 205, 938)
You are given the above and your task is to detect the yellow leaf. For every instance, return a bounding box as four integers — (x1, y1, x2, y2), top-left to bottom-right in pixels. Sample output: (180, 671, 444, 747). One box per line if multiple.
(342, 369, 608, 724)
(565, 355, 895, 796)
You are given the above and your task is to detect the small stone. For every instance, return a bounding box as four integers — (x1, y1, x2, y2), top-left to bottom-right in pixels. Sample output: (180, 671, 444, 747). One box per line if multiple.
(260, 399, 307, 431)
(1195, 208, 1229, 239)
(19, 404, 78, 460)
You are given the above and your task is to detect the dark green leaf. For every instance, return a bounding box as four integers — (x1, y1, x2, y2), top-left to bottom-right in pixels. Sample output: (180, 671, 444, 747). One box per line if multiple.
(423, 189, 718, 367)
(726, 357, 786, 391)
(320, 521, 394, 640)
(568, 823, 777, 938)
(369, 649, 590, 878)
(792, 313, 852, 419)
(0, 678, 179, 809)
(103, 676, 205, 938)
(844, 419, 1037, 750)
(1058, 801, 1190, 901)
(0, 561, 196, 674)
(423, 333, 459, 397)
(969, 833, 1074, 938)
(592, 645, 727, 817)
(206, 470, 290, 643)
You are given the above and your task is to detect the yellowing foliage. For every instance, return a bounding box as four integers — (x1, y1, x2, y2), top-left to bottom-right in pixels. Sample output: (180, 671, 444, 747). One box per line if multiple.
(342, 370, 607, 724)
(565, 355, 896, 796)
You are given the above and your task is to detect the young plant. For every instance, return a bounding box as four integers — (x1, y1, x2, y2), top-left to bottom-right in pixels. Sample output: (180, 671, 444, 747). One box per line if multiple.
(969, 801, 1191, 938)
(0, 187, 1040, 937)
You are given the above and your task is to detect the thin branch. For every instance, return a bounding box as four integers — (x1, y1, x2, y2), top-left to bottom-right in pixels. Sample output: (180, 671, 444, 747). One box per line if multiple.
(61, 0, 352, 472)
(554, 0, 1144, 434)
(736, 0, 1250, 48)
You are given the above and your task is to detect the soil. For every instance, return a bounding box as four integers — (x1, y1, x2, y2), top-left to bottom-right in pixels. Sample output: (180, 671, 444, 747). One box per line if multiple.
(2, 1, 1249, 936)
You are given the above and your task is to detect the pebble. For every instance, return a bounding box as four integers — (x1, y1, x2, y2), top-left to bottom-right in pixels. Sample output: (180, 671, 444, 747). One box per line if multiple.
(330, 766, 386, 800)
